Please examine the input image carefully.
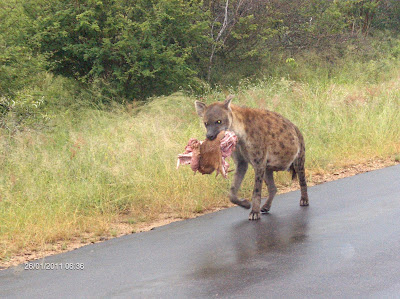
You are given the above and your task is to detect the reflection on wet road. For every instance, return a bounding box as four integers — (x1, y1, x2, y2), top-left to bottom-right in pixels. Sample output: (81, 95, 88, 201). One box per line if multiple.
(193, 210, 310, 297)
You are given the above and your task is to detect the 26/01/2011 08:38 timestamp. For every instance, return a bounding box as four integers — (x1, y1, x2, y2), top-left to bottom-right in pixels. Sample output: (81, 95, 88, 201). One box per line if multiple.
(24, 262, 85, 270)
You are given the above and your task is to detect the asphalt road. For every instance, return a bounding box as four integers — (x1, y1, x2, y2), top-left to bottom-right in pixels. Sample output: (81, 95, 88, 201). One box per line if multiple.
(1, 165, 400, 298)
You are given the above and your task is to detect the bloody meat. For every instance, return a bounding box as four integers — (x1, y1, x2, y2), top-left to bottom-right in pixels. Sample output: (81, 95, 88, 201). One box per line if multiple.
(177, 131, 238, 178)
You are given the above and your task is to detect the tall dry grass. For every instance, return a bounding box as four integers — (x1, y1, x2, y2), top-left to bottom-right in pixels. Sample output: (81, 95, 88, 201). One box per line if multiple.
(1, 67, 400, 262)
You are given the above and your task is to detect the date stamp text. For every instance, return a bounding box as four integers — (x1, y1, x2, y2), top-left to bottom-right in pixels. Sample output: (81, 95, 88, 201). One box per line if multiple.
(24, 262, 85, 270)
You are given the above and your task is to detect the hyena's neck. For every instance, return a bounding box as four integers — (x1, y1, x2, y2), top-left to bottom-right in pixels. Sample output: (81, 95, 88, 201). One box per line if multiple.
(229, 105, 247, 139)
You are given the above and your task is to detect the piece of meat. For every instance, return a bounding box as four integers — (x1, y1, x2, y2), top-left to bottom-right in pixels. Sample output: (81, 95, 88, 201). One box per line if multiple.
(176, 138, 201, 172)
(198, 131, 226, 177)
(189, 140, 201, 172)
(220, 131, 237, 158)
(177, 131, 238, 178)
(219, 131, 238, 175)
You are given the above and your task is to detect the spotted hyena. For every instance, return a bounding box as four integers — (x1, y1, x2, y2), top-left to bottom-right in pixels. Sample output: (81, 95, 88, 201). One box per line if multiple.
(195, 95, 309, 220)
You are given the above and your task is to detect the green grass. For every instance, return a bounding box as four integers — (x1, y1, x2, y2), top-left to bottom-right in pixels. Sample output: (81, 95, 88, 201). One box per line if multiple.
(1, 62, 400, 263)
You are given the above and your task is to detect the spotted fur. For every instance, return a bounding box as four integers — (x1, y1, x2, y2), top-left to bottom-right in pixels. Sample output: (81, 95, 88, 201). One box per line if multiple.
(195, 95, 309, 220)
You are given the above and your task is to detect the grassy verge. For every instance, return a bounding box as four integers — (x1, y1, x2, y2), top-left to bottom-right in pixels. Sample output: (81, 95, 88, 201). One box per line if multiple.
(1, 65, 400, 264)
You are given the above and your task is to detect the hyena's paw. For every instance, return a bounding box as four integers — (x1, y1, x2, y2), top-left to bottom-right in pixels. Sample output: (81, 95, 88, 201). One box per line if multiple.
(260, 206, 270, 214)
(230, 197, 251, 209)
(300, 197, 309, 206)
(248, 211, 260, 220)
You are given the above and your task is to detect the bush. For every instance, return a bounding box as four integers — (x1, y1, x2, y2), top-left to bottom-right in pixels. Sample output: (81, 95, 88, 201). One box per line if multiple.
(0, 1, 48, 98)
(31, 0, 209, 101)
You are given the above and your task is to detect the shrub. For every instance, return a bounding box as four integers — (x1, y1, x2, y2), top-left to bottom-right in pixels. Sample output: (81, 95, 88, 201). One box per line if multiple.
(31, 0, 209, 101)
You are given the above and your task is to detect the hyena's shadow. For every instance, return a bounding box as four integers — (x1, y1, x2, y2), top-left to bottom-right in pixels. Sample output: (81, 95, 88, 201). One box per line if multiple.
(191, 208, 310, 296)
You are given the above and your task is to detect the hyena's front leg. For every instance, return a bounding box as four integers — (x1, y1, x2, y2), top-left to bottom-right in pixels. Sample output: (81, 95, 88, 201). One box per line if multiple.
(229, 159, 251, 209)
(249, 168, 265, 220)
(261, 170, 277, 214)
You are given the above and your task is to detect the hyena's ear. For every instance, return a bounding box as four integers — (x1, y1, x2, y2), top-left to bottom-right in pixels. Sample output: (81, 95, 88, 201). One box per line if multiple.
(194, 101, 206, 117)
(224, 95, 234, 110)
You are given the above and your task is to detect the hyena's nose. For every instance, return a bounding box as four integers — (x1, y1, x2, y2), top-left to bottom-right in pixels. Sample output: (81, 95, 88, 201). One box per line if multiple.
(206, 133, 216, 140)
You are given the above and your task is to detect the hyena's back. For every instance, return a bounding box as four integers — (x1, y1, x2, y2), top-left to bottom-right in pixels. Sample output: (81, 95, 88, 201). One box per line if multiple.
(230, 104, 303, 172)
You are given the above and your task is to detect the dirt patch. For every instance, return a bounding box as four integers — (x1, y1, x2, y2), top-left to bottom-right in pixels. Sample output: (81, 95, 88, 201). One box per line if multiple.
(281, 157, 399, 193)
(1, 157, 398, 270)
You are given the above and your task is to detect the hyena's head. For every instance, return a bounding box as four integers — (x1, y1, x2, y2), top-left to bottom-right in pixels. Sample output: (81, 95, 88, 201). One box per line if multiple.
(194, 95, 233, 140)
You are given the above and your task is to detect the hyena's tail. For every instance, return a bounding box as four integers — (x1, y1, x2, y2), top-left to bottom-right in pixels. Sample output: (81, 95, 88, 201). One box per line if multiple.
(289, 163, 297, 181)
(289, 125, 305, 181)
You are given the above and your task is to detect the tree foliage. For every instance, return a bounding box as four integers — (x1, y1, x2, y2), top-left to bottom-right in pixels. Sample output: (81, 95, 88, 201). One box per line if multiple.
(0, 0, 47, 98)
(1, 0, 400, 102)
(30, 0, 209, 100)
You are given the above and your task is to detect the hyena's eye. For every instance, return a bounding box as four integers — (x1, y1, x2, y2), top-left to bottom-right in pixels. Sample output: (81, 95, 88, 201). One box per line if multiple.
(204, 122, 208, 126)
(216, 120, 222, 124)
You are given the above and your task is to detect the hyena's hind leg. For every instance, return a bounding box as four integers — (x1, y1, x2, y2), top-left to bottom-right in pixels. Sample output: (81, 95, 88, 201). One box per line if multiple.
(293, 154, 309, 206)
(261, 170, 277, 214)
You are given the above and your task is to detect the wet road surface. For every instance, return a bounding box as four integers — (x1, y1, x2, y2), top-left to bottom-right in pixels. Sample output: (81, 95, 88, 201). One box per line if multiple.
(1, 165, 400, 298)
